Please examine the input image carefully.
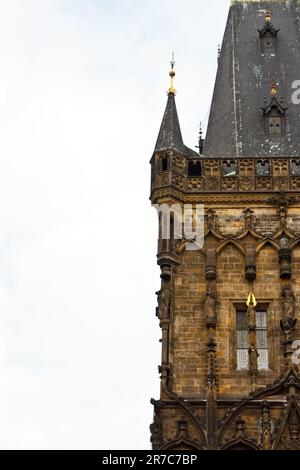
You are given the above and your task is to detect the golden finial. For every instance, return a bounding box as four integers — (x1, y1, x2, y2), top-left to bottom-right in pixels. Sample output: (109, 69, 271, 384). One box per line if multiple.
(246, 293, 257, 307)
(168, 52, 176, 95)
(265, 10, 271, 23)
(271, 80, 277, 96)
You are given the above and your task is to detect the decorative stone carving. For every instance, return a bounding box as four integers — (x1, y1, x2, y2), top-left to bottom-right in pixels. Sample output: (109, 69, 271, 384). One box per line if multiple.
(204, 160, 220, 177)
(280, 317, 297, 344)
(150, 399, 164, 450)
(205, 177, 219, 191)
(243, 208, 254, 228)
(245, 248, 256, 281)
(291, 177, 300, 191)
(280, 285, 297, 346)
(150, 413, 163, 450)
(259, 401, 273, 450)
(207, 209, 215, 229)
(239, 177, 255, 191)
(205, 249, 217, 280)
(236, 416, 246, 437)
(268, 192, 298, 207)
(281, 285, 295, 320)
(256, 177, 273, 191)
(247, 303, 256, 331)
(172, 173, 185, 189)
(276, 397, 300, 450)
(274, 177, 289, 191)
(156, 289, 171, 321)
(278, 205, 288, 227)
(204, 287, 217, 329)
(248, 344, 259, 372)
(206, 337, 218, 393)
(176, 418, 189, 439)
(239, 159, 254, 177)
(221, 177, 237, 191)
(278, 238, 291, 279)
(289, 406, 300, 441)
(172, 155, 185, 172)
(273, 159, 289, 177)
(160, 173, 170, 186)
(187, 177, 203, 192)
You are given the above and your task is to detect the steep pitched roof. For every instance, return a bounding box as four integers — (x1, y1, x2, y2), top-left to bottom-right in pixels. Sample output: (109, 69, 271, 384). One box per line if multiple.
(155, 93, 199, 158)
(204, 0, 300, 157)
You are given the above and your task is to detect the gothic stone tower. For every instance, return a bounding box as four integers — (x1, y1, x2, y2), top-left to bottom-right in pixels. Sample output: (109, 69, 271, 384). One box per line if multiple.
(150, 1, 300, 451)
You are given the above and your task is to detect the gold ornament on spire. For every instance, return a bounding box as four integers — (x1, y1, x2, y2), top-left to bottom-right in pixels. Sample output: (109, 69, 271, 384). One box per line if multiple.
(271, 80, 277, 96)
(265, 10, 271, 23)
(168, 52, 176, 95)
(246, 293, 257, 308)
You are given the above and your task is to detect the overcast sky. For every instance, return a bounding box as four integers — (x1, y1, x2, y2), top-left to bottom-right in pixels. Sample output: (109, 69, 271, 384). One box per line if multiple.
(0, 0, 229, 450)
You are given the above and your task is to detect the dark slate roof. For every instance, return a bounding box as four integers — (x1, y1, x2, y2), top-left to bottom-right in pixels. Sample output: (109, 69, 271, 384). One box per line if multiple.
(155, 93, 199, 158)
(204, 0, 300, 158)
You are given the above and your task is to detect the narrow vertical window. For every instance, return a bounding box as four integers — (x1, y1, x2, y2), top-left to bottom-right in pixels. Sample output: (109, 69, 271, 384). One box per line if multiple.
(161, 156, 169, 172)
(236, 309, 268, 371)
(256, 311, 268, 370)
(236, 311, 248, 370)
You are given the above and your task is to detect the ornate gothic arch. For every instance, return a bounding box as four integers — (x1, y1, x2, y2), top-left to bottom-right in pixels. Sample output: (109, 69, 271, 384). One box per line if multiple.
(217, 366, 300, 447)
(221, 437, 261, 451)
(256, 238, 279, 254)
(216, 239, 246, 256)
(273, 396, 300, 450)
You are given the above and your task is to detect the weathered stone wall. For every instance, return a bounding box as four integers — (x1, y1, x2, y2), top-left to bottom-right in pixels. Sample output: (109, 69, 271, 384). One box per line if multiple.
(170, 205, 300, 399)
(150, 153, 300, 450)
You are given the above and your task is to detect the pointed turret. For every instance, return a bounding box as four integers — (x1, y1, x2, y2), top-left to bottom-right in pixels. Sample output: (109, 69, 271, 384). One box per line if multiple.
(155, 93, 185, 154)
(154, 57, 198, 158)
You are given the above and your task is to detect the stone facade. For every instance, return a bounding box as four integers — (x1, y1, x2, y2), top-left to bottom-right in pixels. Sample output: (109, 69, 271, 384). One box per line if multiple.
(150, 1, 300, 451)
(150, 151, 300, 450)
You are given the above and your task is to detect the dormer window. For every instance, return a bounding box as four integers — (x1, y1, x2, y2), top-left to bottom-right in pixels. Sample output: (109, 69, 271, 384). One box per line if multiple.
(261, 87, 287, 139)
(258, 12, 279, 55)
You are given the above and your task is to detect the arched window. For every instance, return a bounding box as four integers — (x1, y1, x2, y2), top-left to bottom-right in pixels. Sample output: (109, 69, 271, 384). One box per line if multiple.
(256, 159, 270, 176)
(160, 155, 169, 172)
(188, 160, 202, 177)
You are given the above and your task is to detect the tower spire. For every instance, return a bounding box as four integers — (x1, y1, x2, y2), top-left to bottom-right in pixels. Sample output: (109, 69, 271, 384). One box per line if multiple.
(154, 56, 198, 157)
(265, 9, 271, 24)
(168, 53, 176, 95)
(196, 122, 205, 155)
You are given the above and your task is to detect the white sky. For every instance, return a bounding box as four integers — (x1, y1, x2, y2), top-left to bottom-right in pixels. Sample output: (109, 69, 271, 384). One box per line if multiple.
(0, 0, 230, 450)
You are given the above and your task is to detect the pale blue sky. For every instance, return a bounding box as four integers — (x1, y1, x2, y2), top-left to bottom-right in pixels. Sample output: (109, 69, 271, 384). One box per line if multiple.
(0, 0, 230, 449)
